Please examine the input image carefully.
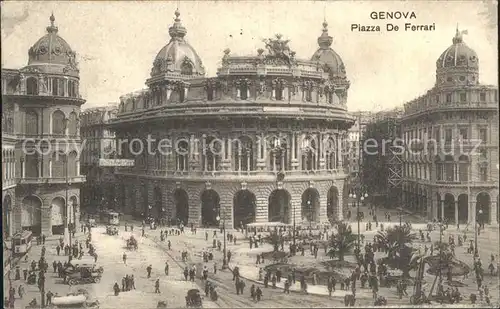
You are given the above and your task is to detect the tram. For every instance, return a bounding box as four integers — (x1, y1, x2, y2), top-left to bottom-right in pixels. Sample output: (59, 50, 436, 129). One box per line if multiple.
(99, 211, 120, 226)
(12, 230, 33, 256)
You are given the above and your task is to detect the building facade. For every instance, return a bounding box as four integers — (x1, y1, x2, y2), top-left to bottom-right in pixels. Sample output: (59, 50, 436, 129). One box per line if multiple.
(347, 111, 372, 180)
(400, 29, 499, 225)
(109, 10, 354, 228)
(80, 104, 118, 212)
(1, 14, 85, 237)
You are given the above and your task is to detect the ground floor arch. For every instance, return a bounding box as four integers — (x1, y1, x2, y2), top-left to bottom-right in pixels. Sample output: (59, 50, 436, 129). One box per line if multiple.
(22, 196, 42, 235)
(201, 189, 220, 227)
(301, 188, 320, 222)
(268, 189, 291, 223)
(457, 194, 468, 223)
(51, 197, 66, 235)
(153, 187, 162, 220)
(476, 192, 491, 224)
(3, 195, 12, 238)
(141, 183, 149, 218)
(443, 193, 455, 223)
(174, 189, 189, 225)
(327, 186, 339, 222)
(233, 190, 256, 228)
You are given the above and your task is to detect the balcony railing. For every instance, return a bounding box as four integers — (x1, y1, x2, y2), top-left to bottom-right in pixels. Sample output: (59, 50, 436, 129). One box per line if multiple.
(17, 176, 86, 185)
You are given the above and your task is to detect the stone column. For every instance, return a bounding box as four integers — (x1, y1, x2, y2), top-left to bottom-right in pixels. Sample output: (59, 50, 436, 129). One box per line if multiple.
(337, 184, 344, 221)
(291, 133, 299, 170)
(256, 134, 266, 171)
(454, 201, 459, 224)
(255, 189, 268, 223)
(491, 198, 498, 226)
(319, 133, 326, 170)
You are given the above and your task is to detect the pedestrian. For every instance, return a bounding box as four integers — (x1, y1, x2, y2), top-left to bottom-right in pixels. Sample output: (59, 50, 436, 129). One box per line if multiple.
(164, 262, 169, 276)
(213, 263, 217, 274)
(114, 282, 120, 296)
(131, 275, 136, 289)
(184, 267, 189, 281)
(122, 277, 126, 291)
(123, 253, 127, 265)
(284, 280, 290, 294)
(155, 279, 160, 293)
(18, 285, 24, 299)
(23, 269, 28, 281)
(250, 284, 256, 301)
(256, 287, 262, 301)
(46, 290, 53, 305)
(94, 253, 98, 263)
(146, 265, 152, 278)
(56, 245, 61, 256)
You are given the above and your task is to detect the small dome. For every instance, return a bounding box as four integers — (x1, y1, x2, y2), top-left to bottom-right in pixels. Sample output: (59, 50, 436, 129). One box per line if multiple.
(311, 21, 346, 78)
(436, 28, 478, 70)
(27, 14, 78, 73)
(150, 10, 205, 77)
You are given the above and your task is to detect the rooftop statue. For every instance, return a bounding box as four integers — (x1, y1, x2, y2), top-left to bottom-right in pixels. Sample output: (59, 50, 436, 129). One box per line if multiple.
(262, 34, 296, 66)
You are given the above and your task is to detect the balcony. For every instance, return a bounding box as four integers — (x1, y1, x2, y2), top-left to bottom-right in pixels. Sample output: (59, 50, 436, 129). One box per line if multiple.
(17, 176, 86, 185)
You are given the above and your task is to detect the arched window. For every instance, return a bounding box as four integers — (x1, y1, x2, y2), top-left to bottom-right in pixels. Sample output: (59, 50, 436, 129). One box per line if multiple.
(458, 155, 469, 182)
(325, 137, 337, 170)
(181, 63, 193, 75)
(444, 155, 455, 182)
(68, 80, 77, 97)
(52, 110, 66, 135)
(68, 151, 78, 177)
(68, 112, 78, 136)
(25, 154, 39, 178)
(52, 152, 66, 178)
(26, 77, 38, 95)
(435, 155, 443, 181)
(202, 137, 221, 172)
(269, 136, 288, 171)
(301, 136, 317, 171)
(234, 136, 254, 171)
(25, 110, 39, 135)
(176, 139, 189, 171)
(240, 83, 249, 100)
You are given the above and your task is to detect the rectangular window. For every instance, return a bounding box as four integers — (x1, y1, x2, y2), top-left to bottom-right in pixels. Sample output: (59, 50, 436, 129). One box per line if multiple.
(479, 92, 486, 102)
(479, 128, 487, 143)
(480, 167, 488, 181)
(444, 128, 452, 143)
(435, 95, 440, 104)
(459, 128, 468, 140)
(480, 148, 487, 159)
(459, 92, 466, 102)
(446, 93, 452, 103)
(435, 127, 440, 142)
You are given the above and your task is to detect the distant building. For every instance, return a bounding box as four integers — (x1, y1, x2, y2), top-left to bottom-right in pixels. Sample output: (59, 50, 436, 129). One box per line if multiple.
(80, 104, 118, 211)
(1, 14, 85, 237)
(400, 29, 498, 224)
(347, 111, 372, 180)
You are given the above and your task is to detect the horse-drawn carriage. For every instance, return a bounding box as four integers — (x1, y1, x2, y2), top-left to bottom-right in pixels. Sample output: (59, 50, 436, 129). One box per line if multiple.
(126, 236, 138, 250)
(186, 289, 203, 308)
(106, 226, 118, 235)
(65, 265, 103, 285)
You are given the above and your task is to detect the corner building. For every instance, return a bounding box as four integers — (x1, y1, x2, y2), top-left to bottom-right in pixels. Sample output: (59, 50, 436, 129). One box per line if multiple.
(1, 15, 85, 237)
(400, 29, 499, 225)
(110, 11, 354, 228)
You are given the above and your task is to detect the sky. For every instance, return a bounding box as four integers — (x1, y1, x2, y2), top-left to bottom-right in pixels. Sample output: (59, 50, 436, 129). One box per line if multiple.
(1, 0, 498, 112)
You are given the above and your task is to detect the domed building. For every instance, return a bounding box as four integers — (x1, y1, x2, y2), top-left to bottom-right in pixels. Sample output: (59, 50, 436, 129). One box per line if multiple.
(400, 28, 499, 225)
(2, 14, 86, 237)
(109, 10, 354, 228)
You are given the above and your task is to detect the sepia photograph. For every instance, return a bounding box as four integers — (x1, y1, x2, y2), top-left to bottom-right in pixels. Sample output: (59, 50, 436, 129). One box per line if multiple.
(1, 0, 498, 308)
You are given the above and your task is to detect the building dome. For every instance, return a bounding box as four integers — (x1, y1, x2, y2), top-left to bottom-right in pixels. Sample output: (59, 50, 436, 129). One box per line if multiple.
(150, 9, 205, 77)
(27, 14, 79, 75)
(436, 28, 478, 70)
(311, 21, 346, 78)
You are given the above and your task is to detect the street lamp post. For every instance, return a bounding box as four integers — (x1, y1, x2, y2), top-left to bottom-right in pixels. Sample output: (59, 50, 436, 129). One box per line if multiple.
(216, 206, 228, 270)
(307, 200, 312, 228)
(475, 209, 483, 255)
(64, 155, 72, 262)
